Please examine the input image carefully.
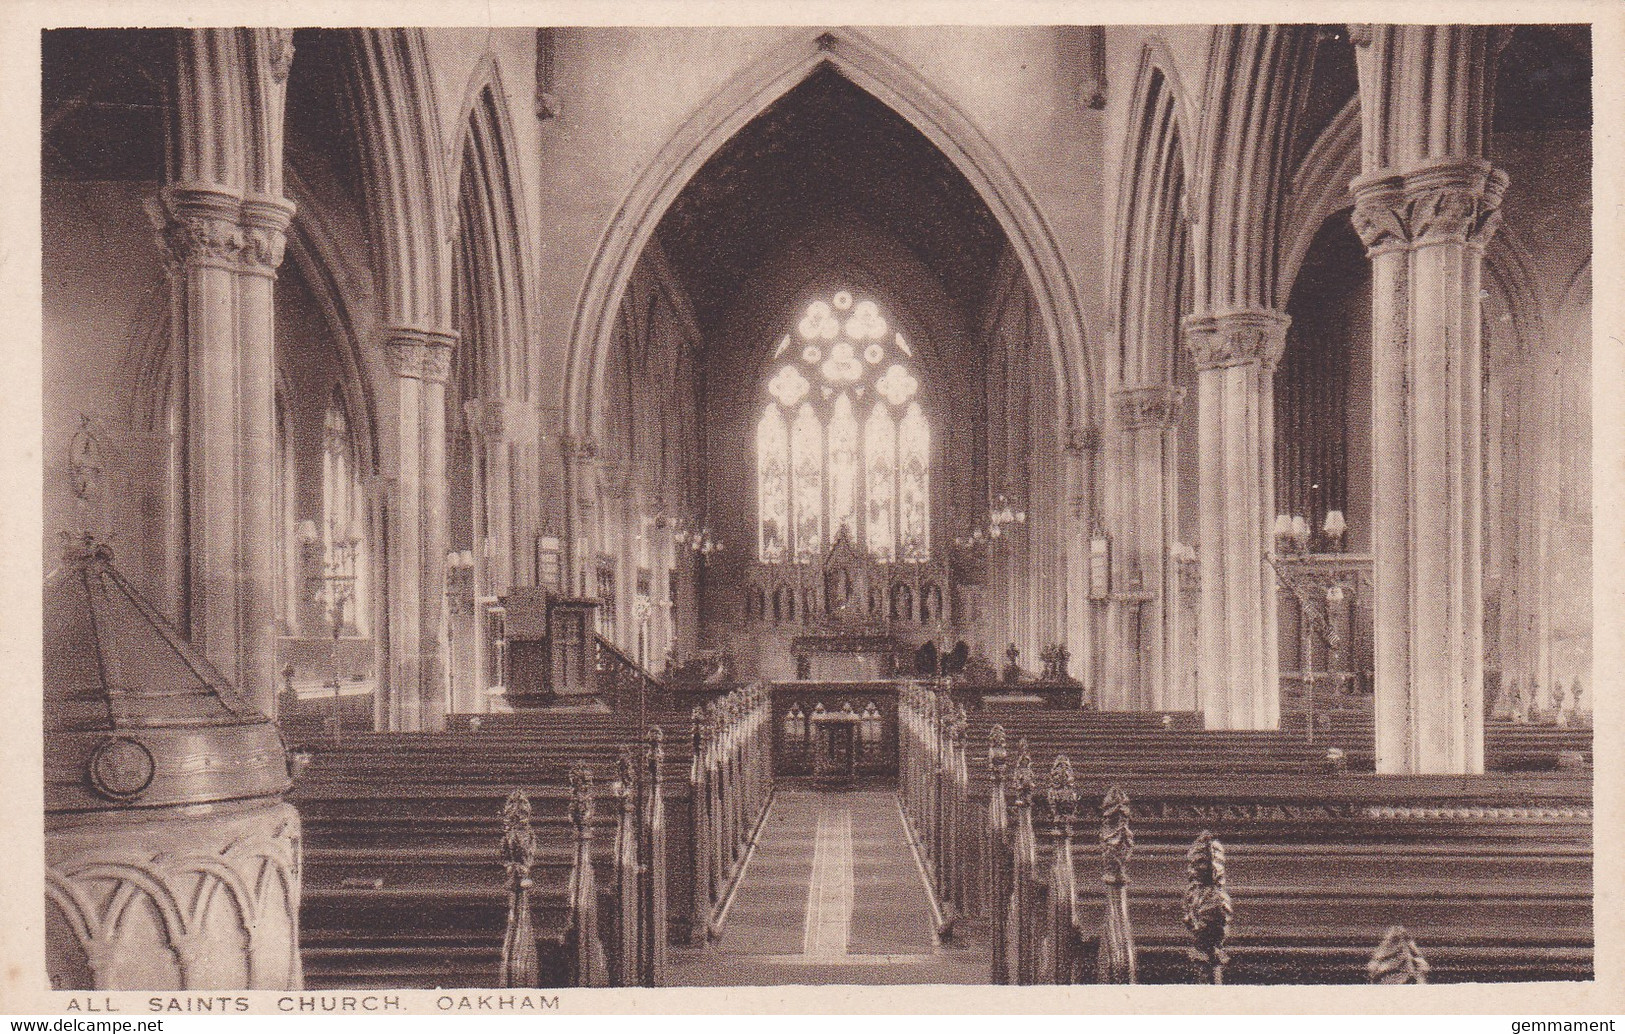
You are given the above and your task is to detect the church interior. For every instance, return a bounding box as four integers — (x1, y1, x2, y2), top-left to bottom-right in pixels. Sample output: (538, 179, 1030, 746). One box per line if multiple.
(40, 24, 1593, 990)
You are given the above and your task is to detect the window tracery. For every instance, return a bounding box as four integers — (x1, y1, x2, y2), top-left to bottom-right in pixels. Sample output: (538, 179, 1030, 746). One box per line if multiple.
(755, 290, 930, 563)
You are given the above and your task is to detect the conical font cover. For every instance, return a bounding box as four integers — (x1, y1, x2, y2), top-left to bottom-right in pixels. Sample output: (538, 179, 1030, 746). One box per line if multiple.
(44, 537, 291, 812)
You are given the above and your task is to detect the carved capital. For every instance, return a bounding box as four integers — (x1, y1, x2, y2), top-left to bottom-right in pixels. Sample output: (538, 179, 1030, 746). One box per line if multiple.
(384, 328, 458, 383)
(1112, 385, 1185, 429)
(154, 187, 294, 276)
(1350, 160, 1509, 254)
(156, 187, 244, 270)
(237, 195, 296, 277)
(1065, 423, 1103, 455)
(1181, 310, 1290, 372)
(560, 434, 598, 462)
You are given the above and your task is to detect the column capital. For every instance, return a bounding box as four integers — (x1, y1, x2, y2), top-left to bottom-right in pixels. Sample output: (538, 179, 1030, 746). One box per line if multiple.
(1065, 423, 1103, 455)
(154, 185, 244, 271)
(384, 327, 459, 383)
(560, 434, 598, 462)
(1181, 310, 1290, 372)
(1110, 385, 1185, 429)
(153, 185, 294, 276)
(238, 194, 296, 277)
(1350, 159, 1509, 254)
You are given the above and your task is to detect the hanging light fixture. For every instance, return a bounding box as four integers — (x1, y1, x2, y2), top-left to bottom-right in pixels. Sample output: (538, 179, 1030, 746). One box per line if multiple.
(958, 492, 1027, 549)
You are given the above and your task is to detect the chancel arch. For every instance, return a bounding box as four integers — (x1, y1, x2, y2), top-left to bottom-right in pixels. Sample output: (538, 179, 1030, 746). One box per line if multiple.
(563, 29, 1095, 608)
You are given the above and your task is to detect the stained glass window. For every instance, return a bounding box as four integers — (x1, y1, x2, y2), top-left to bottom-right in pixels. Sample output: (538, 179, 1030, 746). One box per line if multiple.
(898, 401, 929, 562)
(322, 392, 367, 635)
(791, 402, 823, 562)
(757, 403, 788, 563)
(827, 393, 860, 547)
(755, 290, 930, 563)
(865, 401, 896, 562)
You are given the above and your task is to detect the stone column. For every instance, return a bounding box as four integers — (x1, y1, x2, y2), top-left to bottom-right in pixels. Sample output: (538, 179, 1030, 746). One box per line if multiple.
(1103, 385, 1182, 711)
(562, 435, 600, 597)
(159, 186, 294, 719)
(1181, 309, 1288, 730)
(384, 328, 457, 731)
(1352, 161, 1505, 773)
(481, 397, 535, 593)
(1063, 425, 1099, 686)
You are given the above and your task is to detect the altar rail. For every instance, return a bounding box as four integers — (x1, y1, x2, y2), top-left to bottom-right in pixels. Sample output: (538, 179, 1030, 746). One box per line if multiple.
(771, 681, 899, 779)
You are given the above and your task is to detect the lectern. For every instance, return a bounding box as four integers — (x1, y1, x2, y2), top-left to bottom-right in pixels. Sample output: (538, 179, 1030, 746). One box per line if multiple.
(811, 709, 861, 787)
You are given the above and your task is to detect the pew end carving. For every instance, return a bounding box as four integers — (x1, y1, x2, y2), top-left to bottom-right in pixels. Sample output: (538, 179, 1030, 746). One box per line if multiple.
(1182, 831, 1233, 985)
(1368, 926, 1430, 984)
(498, 788, 539, 988)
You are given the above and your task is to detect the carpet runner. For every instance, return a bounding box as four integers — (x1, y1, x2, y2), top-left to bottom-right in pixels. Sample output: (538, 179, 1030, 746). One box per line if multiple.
(668, 789, 986, 985)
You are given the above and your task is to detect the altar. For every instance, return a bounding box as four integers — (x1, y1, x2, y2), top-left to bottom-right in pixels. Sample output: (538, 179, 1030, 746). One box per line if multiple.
(790, 632, 900, 681)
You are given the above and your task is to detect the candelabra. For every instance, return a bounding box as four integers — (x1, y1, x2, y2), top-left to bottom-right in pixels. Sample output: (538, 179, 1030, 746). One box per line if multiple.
(955, 492, 1028, 548)
(1273, 509, 1347, 554)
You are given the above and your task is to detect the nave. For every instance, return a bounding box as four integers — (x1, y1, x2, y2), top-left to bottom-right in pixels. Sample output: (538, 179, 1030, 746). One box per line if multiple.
(38, 22, 1595, 995)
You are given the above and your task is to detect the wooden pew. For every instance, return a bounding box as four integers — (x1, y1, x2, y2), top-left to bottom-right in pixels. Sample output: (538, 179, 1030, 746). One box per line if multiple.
(296, 753, 645, 988)
(984, 741, 1591, 985)
(290, 682, 773, 988)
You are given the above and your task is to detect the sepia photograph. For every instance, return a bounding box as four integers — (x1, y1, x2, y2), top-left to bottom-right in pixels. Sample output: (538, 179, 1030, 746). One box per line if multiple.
(5, 1, 1619, 1018)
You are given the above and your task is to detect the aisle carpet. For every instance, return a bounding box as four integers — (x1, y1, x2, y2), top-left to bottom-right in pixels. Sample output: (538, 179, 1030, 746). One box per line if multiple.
(667, 790, 987, 985)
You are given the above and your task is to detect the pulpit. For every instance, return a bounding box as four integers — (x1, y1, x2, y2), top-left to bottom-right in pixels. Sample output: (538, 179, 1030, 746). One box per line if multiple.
(497, 588, 599, 706)
(811, 707, 862, 788)
(546, 597, 599, 699)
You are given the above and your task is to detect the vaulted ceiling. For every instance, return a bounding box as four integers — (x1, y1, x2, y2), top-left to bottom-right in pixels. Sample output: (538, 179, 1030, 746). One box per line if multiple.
(655, 66, 1007, 336)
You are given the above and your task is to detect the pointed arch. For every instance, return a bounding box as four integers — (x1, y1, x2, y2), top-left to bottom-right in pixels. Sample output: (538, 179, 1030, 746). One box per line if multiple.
(1189, 25, 1317, 314)
(564, 29, 1092, 457)
(1483, 224, 1546, 360)
(343, 28, 455, 335)
(1278, 96, 1362, 304)
(450, 54, 534, 401)
(284, 169, 381, 475)
(1110, 42, 1197, 385)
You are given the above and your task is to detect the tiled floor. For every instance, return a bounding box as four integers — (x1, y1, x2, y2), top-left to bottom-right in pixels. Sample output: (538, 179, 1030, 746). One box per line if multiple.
(668, 790, 988, 985)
